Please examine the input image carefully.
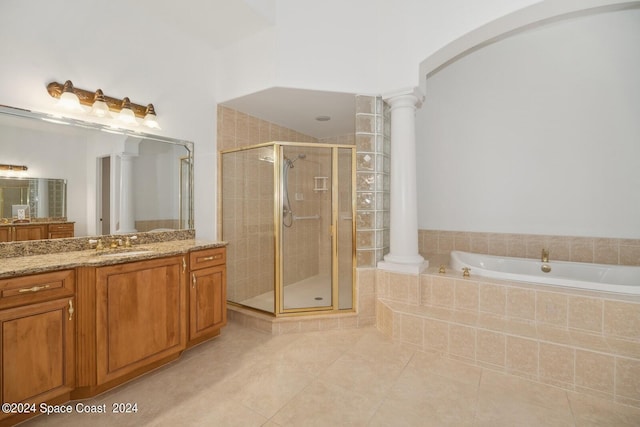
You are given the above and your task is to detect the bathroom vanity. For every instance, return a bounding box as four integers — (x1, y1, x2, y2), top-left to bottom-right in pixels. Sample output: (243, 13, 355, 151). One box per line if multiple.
(0, 221, 74, 242)
(0, 240, 226, 426)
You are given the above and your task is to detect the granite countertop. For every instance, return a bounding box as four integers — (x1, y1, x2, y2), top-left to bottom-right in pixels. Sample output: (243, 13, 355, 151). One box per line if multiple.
(0, 239, 227, 279)
(0, 220, 74, 227)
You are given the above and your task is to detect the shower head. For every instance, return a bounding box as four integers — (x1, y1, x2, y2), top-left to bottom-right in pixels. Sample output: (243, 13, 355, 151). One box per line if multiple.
(285, 153, 306, 168)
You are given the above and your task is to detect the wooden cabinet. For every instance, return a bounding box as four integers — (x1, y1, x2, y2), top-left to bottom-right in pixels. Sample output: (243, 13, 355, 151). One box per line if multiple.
(47, 223, 74, 239)
(0, 227, 9, 242)
(75, 256, 187, 397)
(188, 247, 227, 345)
(0, 271, 75, 426)
(0, 224, 46, 242)
(0, 222, 73, 241)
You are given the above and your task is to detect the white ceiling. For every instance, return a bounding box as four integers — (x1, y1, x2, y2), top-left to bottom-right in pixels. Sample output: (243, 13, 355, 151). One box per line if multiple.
(130, 0, 356, 139)
(222, 88, 356, 139)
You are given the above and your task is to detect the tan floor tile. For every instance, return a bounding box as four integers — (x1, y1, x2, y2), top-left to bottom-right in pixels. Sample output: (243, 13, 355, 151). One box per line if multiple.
(319, 351, 405, 400)
(17, 319, 640, 426)
(479, 369, 571, 412)
(271, 380, 380, 427)
(409, 350, 482, 386)
(373, 369, 478, 426)
(568, 391, 640, 427)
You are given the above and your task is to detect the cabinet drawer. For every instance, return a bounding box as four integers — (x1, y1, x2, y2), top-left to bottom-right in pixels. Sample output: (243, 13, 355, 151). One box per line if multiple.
(0, 270, 75, 309)
(48, 223, 74, 232)
(189, 247, 226, 270)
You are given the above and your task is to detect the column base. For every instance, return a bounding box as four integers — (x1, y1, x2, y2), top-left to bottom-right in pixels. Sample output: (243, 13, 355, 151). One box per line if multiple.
(377, 259, 429, 275)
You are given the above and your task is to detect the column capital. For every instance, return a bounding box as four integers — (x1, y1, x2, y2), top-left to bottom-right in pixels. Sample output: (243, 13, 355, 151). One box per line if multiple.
(382, 87, 425, 108)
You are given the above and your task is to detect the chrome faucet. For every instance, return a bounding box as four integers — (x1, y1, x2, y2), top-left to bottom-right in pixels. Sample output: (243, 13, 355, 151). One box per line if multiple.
(541, 249, 549, 263)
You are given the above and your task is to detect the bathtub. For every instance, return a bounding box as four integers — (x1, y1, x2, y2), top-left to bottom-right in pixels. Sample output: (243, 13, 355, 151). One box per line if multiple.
(449, 250, 640, 295)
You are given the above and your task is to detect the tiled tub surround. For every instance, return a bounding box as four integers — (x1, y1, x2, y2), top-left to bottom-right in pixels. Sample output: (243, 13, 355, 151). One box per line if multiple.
(376, 266, 640, 408)
(419, 229, 640, 266)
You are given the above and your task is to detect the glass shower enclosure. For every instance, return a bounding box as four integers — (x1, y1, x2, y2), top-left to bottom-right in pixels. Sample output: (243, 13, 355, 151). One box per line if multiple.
(221, 141, 355, 315)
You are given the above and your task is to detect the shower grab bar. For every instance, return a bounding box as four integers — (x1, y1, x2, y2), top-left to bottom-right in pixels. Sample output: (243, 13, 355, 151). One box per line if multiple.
(293, 214, 320, 221)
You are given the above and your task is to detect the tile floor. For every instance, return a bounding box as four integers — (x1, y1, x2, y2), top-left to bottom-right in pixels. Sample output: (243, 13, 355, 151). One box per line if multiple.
(20, 320, 640, 426)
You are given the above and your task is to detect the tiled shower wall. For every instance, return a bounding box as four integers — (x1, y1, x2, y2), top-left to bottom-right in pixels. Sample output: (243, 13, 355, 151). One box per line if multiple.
(355, 95, 390, 268)
(218, 106, 318, 303)
(419, 229, 640, 266)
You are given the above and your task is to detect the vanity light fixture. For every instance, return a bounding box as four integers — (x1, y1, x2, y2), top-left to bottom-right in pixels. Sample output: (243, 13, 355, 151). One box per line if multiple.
(142, 104, 160, 129)
(46, 80, 160, 129)
(0, 164, 28, 172)
(90, 89, 110, 118)
(117, 97, 138, 125)
(57, 80, 82, 111)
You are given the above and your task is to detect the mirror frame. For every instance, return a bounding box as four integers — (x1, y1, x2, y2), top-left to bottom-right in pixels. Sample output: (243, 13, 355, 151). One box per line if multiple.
(0, 104, 194, 236)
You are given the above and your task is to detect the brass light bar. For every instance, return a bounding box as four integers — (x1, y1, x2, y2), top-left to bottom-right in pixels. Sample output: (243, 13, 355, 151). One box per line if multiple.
(0, 164, 28, 171)
(46, 80, 156, 119)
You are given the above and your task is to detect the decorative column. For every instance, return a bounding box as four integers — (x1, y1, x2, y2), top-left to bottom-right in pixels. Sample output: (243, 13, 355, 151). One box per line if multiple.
(377, 88, 428, 274)
(118, 152, 137, 233)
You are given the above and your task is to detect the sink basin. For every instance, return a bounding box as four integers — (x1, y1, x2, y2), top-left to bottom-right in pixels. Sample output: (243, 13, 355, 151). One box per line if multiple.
(97, 250, 153, 257)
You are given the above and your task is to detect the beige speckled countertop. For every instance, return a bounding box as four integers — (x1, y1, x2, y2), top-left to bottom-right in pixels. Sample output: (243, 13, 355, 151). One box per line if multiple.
(0, 239, 227, 279)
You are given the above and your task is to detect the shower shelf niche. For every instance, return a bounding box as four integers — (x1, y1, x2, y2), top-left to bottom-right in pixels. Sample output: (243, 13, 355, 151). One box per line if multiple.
(314, 176, 328, 192)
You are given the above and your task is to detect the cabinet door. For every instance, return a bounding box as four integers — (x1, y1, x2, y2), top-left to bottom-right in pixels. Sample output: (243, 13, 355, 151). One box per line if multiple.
(13, 225, 46, 241)
(0, 298, 75, 417)
(190, 265, 226, 342)
(0, 227, 9, 242)
(95, 257, 186, 384)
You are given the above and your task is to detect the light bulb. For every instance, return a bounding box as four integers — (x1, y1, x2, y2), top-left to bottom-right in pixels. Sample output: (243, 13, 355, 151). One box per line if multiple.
(91, 89, 110, 117)
(142, 104, 160, 129)
(117, 97, 138, 125)
(57, 80, 81, 111)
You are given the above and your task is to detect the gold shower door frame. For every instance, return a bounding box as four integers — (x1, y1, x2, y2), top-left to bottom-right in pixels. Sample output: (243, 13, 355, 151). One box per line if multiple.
(220, 141, 356, 317)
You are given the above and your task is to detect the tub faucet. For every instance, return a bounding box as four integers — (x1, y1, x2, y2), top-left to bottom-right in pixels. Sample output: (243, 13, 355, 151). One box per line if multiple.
(541, 249, 549, 263)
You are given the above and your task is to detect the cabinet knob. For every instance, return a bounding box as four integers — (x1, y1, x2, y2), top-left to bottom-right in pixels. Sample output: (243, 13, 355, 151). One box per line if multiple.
(68, 299, 75, 321)
(192, 273, 197, 288)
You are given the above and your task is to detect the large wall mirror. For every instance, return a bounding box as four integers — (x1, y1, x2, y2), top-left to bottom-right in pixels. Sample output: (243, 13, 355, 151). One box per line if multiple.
(0, 105, 194, 239)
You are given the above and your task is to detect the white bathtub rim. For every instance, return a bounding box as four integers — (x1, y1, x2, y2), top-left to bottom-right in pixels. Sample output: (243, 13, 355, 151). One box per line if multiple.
(449, 250, 640, 296)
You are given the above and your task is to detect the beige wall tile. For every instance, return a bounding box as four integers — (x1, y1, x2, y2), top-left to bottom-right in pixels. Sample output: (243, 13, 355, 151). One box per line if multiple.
(539, 343, 574, 384)
(453, 231, 471, 252)
(575, 350, 614, 394)
(470, 233, 489, 254)
(620, 244, 640, 266)
(400, 314, 424, 347)
(388, 272, 410, 302)
(594, 238, 619, 265)
(476, 330, 506, 367)
(536, 291, 568, 327)
(419, 275, 432, 306)
(479, 283, 506, 315)
(603, 301, 640, 340)
(547, 237, 571, 262)
(568, 296, 603, 333)
(438, 231, 455, 254)
(431, 276, 455, 308)
(506, 336, 538, 376)
(488, 234, 508, 256)
(616, 358, 640, 401)
(448, 324, 476, 360)
(455, 280, 479, 311)
(606, 338, 640, 359)
(424, 319, 448, 352)
(507, 287, 536, 321)
(570, 237, 595, 263)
